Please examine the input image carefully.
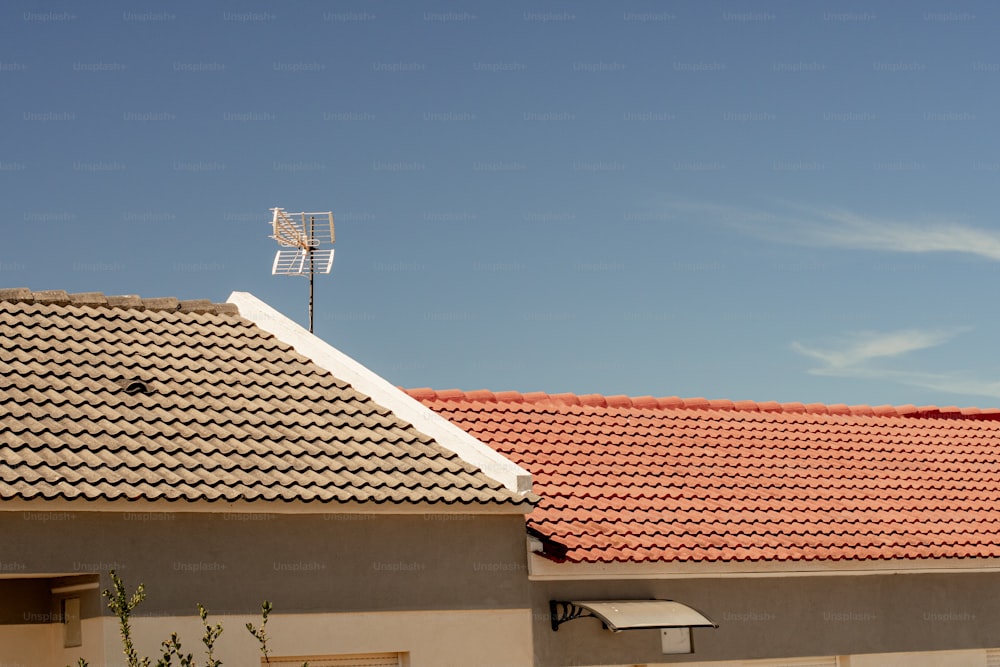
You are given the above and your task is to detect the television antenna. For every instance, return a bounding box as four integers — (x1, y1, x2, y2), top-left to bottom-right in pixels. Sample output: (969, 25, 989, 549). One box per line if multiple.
(268, 207, 335, 333)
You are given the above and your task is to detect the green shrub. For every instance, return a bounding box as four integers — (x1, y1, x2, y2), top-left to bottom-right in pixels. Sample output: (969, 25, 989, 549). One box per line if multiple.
(70, 570, 306, 667)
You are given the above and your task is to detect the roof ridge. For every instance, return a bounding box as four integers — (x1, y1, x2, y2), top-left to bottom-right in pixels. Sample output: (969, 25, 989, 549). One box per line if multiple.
(0, 288, 239, 316)
(405, 387, 1000, 420)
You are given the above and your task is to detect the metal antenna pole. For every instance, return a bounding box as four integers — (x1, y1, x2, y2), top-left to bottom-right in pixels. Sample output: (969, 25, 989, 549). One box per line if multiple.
(269, 207, 334, 334)
(309, 215, 315, 333)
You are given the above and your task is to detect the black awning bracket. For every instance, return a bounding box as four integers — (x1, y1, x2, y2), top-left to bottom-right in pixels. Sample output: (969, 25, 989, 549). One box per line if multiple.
(549, 599, 718, 633)
(550, 600, 598, 631)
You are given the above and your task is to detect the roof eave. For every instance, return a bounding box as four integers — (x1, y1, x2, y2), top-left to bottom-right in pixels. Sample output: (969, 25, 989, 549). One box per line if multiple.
(2, 497, 535, 515)
(527, 551, 1000, 580)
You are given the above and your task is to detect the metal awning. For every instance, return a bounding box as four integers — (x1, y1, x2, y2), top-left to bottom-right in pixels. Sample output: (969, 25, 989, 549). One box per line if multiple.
(550, 599, 718, 632)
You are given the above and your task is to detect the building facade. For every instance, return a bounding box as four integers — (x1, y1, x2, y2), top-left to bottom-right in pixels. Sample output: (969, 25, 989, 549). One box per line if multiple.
(0, 289, 537, 667)
(412, 388, 1000, 666)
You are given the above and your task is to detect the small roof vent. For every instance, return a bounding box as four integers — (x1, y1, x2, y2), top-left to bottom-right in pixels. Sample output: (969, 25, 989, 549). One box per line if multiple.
(114, 378, 153, 395)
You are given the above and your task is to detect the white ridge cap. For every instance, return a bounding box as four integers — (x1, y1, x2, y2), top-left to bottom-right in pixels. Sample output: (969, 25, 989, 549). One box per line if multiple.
(228, 291, 533, 496)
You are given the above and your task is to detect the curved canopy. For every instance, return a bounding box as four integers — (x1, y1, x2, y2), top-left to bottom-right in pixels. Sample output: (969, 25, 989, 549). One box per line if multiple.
(550, 599, 717, 632)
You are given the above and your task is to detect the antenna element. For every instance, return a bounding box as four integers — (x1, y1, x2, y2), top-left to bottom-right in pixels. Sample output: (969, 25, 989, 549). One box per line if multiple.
(268, 207, 335, 333)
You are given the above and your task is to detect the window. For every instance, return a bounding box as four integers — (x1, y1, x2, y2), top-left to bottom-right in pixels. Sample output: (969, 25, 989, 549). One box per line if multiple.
(266, 653, 403, 667)
(62, 597, 82, 648)
(742, 659, 839, 667)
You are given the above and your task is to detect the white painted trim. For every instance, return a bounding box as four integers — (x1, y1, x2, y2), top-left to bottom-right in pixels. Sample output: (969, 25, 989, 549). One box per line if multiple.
(527, 551, 1000, 580)
(227, 291, 533, 496)
(50, 582, 99, 594)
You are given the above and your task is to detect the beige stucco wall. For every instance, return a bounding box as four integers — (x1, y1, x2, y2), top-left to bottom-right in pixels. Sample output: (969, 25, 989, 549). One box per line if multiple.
(846, 648, 990, 667)
(0, 624, 53, 667)
(0, 509, 532, 666)
(609, 648, 992, 666)
(0, 618, 104, 667)
(0, 610, 534, 667)
(532, 571, 1000, 666)
(130, 609, 532, 667)
(0, 511, 529, 614)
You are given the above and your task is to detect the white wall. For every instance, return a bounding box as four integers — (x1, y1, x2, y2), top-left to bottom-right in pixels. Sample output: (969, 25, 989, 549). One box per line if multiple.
(2, 610, 531, 667)
(604, 648, 993, 667)
(0, 618, 104, 667)
(0, 624, 51, 667)
(125, 608, 533, 667)
(846, 648, 987, 667)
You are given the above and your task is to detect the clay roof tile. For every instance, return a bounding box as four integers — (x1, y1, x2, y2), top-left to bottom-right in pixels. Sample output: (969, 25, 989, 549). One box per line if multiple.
(0, 291, 530, 509)
(408, 386, 1000, 564)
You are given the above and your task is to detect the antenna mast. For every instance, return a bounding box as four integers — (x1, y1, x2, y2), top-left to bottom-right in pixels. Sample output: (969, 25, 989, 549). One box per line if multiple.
(268, 207, 335, 333)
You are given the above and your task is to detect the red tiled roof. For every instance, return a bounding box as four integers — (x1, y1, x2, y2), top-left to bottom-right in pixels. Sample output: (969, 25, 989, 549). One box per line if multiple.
(408, 388, 1000, 563)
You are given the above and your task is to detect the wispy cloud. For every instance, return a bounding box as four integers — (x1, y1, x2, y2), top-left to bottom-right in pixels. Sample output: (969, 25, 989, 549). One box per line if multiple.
(667, 200, 1000, 261)
(667, 198, 1000, 400)
(791, 328, 965, 373)
(789, 327, 1000, 400)
(887, 372, 1000, 400)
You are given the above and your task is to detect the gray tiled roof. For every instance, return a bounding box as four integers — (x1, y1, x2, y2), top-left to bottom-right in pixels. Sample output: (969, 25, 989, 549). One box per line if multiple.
(0, 289, 531, 506)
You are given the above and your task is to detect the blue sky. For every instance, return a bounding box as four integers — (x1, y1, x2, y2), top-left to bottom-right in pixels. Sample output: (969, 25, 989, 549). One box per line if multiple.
(5, 1, 1000, 408)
